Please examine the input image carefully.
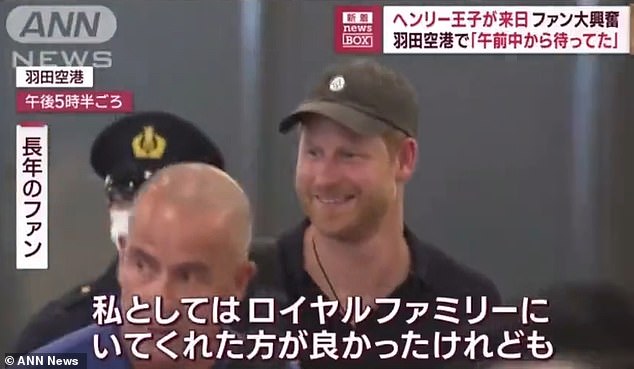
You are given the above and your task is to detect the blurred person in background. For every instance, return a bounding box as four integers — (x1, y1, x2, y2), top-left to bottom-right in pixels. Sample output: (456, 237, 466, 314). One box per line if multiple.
(13, 112, 226, 353)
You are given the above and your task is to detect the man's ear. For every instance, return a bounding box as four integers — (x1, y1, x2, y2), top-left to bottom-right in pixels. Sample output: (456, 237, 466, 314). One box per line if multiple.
(234, 261, 257, 300)
(395, 137, 418, 182)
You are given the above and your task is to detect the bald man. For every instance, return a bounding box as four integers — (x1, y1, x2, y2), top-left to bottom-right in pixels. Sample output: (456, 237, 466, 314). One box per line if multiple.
(30, 163, 296, 369)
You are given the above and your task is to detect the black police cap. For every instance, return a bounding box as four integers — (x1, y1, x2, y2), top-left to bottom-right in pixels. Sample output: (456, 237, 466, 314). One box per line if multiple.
(90, 111, 225, 202)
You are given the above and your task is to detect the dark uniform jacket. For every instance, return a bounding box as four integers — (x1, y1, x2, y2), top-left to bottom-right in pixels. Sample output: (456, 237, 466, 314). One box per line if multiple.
(13, 260, 119, 353)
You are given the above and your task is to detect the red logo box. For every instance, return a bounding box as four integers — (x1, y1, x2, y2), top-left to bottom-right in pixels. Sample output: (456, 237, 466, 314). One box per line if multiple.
(334, 6, 383, 54)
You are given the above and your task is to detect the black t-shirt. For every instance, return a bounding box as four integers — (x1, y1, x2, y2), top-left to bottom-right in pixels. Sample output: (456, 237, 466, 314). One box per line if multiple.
(274, 219, 502, 369)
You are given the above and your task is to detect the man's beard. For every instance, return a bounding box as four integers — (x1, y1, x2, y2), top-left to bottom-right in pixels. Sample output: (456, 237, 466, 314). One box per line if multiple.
(300, 188, 391, 243)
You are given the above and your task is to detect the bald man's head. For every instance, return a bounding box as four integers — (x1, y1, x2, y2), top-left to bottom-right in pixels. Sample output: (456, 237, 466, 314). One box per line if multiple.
(118, 163, 256, 369)
(131, 162, 252, 259)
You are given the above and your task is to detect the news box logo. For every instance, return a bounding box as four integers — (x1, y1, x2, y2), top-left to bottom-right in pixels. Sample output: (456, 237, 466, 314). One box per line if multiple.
(334, 6, 382, 54)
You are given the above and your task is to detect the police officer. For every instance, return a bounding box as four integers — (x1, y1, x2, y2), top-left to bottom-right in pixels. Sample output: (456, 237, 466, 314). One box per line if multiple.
(13, 111, 226, 353)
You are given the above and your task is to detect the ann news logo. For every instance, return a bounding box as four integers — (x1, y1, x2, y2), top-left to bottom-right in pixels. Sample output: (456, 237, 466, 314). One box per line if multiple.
(6, 5, 117, 68)
(334, 6, 382, 54)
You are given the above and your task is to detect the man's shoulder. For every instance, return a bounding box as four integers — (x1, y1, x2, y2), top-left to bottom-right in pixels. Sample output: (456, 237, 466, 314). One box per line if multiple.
(31, 262, 118, 317)
(274, 220, 308, 251)
(32, 324, 106, 354)
(249, 240, 286, 292)
(30, 324, 129, 369)
(12, 286, 95, 353)
(31, 280, 94, 318)
(53, 261, 119, 311)
(416, 239, 501, 303)
(13, 265, 120, 353)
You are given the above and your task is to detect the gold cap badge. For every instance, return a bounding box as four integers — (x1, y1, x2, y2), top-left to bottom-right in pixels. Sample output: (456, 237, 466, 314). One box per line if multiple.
(131, 126, 166, 159)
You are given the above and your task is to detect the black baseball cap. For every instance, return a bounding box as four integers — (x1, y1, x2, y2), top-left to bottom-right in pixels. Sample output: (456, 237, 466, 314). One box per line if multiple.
(279, 58, 419, 137)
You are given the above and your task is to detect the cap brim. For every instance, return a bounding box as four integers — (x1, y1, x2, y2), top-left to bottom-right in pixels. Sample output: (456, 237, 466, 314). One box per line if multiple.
(278, 100, 389, 136)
